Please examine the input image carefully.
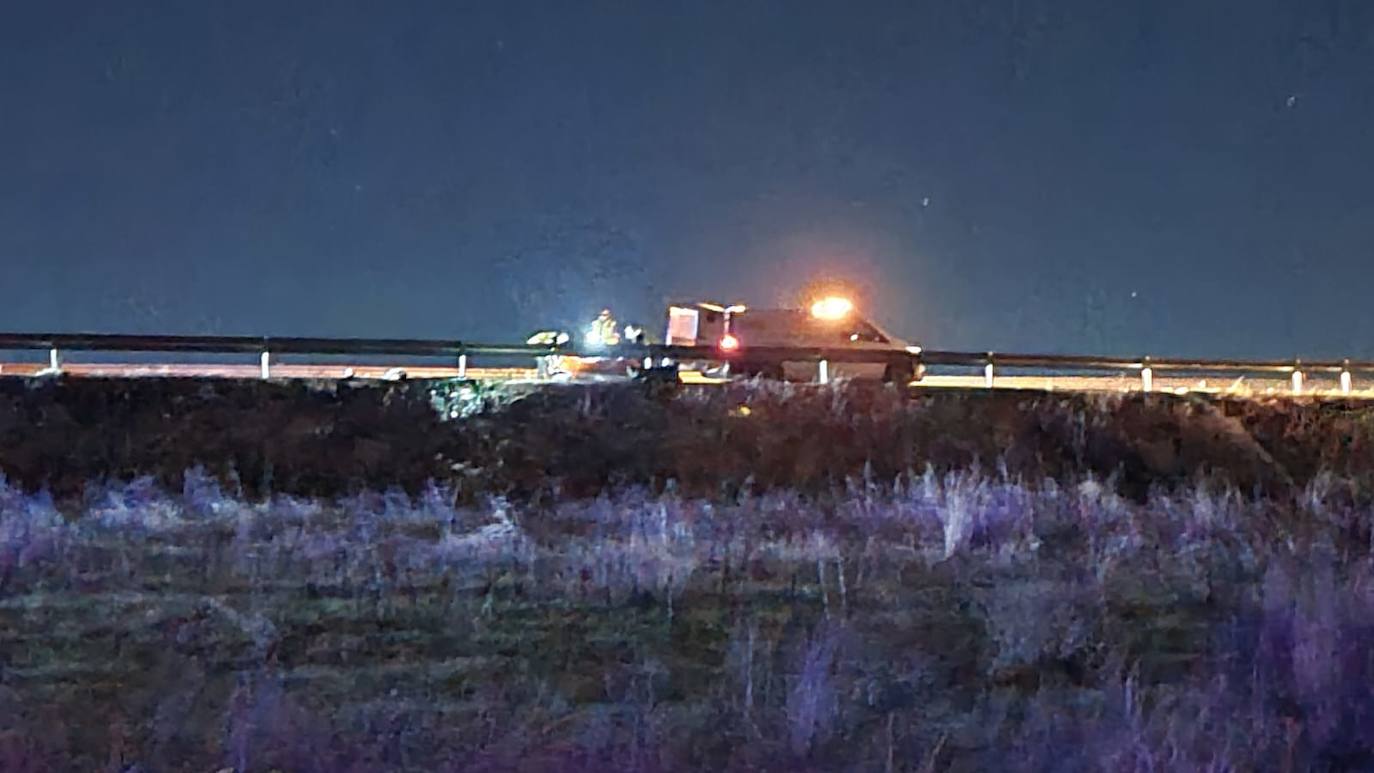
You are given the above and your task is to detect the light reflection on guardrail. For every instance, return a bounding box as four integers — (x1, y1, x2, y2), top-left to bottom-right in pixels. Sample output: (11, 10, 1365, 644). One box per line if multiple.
(0, 332, 1369, 396)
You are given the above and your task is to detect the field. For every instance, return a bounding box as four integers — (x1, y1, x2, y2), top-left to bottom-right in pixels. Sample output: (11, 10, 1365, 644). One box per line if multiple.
(2, 377, 1374, 771)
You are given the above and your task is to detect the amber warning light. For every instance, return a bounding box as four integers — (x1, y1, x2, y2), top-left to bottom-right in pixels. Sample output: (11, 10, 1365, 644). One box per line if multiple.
(809, 296, 854, 320)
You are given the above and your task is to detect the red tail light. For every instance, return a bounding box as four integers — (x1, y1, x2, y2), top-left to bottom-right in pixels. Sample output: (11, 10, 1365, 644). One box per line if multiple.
(718, 334, 740, 351)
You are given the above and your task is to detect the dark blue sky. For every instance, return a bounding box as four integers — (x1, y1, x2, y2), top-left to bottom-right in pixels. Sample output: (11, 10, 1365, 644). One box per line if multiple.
(3, 1, 1374, 358)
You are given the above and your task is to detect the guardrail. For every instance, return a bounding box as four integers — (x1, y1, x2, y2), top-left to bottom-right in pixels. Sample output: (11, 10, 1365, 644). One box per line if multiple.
(921, 350, 1369, 394)
(0, 332, 1369, 395)
(0, 333, 559, 380)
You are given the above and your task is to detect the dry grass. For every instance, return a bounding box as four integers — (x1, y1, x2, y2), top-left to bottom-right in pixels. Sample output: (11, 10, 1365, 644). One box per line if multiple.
(0, 467, 1371, 770)
(0, 380, 1372, 769)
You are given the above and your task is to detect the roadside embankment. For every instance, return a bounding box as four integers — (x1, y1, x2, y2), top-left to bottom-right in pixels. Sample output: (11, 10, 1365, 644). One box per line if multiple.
(0, 377, 1370, 508)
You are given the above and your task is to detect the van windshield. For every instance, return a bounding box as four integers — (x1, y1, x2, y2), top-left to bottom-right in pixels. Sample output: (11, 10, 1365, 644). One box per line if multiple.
(844, 322, 888, 344)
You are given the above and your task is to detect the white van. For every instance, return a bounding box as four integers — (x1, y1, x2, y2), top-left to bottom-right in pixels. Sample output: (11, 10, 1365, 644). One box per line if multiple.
(664, 299, 923, 383)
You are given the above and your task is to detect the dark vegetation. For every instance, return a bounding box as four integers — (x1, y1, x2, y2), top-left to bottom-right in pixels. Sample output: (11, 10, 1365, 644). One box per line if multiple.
(1, 377, 1373, 770)
(2, 376, 1372, 506)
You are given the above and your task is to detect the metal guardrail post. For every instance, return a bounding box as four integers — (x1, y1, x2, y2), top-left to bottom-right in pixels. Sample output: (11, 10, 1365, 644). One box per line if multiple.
(1291, 361, 1304, 395)
(983, 354, 995, 388)
(458, 354, 468, 379)
(260, 351, 271, 380)
(1342, 360, 1353, 395)
(1140, 358, 1153, 393)
(48, 347, 62, 375)
(818, 359, 830, 385)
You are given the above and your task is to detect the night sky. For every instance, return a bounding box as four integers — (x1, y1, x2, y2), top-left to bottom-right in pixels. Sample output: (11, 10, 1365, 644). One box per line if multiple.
(4, 1, 1374, 359)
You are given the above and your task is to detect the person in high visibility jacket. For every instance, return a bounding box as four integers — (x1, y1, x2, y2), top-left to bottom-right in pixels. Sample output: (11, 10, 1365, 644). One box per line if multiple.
(585, 309, 621, 348)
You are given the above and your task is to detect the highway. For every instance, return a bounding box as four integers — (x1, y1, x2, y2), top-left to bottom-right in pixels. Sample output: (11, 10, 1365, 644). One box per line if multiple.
(0, 362, 536, 381)
(2, 360, 1371, 398)
(918, 374, 1374, 398)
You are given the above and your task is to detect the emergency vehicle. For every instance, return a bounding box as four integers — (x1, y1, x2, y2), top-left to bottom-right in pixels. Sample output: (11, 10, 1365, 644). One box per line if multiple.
(663, 298, 924, 383)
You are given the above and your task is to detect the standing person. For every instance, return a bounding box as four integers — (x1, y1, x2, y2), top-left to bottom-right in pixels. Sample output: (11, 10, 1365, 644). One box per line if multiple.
(586, 309, 621, 348)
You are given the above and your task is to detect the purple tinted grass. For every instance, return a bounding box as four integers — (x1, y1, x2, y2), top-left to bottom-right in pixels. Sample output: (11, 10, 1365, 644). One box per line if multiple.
(3, 466, 1374, 769)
